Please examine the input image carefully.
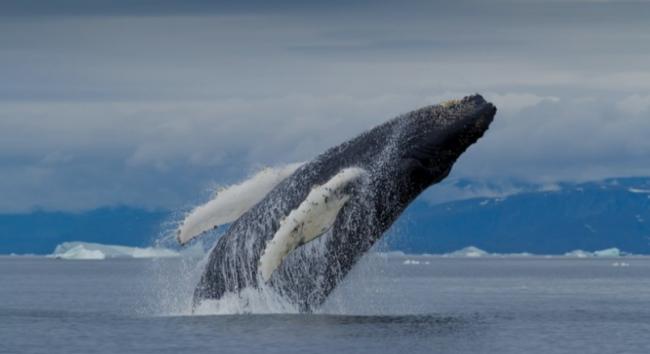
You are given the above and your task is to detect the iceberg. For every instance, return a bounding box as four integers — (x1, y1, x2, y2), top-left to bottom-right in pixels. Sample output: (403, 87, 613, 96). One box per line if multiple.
(444, 246, 489, 258)
(563, 249, 592, 258)
(593, 248, 622, 257)
(55, 245, 106, 260)
(563, 248, 623, 258)
(403, 259, 421, 265)
(628, 188, 650, 194)
(51, 242, 180, 260)
(370, 247, 637, 259)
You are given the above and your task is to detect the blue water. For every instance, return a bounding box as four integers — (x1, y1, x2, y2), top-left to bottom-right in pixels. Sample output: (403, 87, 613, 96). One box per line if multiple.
(2, 255, 650, 353)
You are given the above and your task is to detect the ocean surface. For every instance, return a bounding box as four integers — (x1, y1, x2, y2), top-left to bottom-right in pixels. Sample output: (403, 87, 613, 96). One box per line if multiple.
(2, 254, 649, 354)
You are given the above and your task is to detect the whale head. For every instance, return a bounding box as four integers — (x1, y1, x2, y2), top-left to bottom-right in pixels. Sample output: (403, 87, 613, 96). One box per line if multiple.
(393, 94, 496, 193)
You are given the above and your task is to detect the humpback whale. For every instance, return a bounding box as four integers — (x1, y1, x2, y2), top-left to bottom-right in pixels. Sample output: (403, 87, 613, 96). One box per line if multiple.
(179, 94, 497, 312)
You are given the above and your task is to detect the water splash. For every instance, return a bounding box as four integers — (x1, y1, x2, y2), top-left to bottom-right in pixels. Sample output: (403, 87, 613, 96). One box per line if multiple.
(141, 165, 309, 316)
(193, 287, 299, 315)
(142, 104, 459, 315)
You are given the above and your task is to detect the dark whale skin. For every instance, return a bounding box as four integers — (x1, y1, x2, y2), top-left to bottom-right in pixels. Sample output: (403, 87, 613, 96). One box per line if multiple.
(194, 94, 496, 312)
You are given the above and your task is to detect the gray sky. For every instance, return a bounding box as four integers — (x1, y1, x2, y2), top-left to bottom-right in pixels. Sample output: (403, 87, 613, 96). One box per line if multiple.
(1, 0, 650, 212)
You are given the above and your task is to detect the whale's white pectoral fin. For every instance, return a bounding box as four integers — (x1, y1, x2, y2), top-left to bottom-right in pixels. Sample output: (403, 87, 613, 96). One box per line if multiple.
(258, 167, 367, 281)
(176, 162, 304, 245)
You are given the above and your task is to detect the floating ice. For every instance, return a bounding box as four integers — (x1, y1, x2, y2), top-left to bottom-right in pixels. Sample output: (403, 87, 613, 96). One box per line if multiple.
(444, 246, 489, 258)
(51, 242, 179, 260)
(564, 248, 623, 258)
(376, 247, 631, 259)
(54, 245, 106, 260)
(628, 188, 650, 194)
(593, 248, 622, 257)
(403, 259, 420, 265)
(564, 250, 592, 258)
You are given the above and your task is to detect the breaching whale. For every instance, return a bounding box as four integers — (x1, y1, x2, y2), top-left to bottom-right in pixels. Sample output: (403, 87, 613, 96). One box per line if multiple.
(178, 94, 497, 312)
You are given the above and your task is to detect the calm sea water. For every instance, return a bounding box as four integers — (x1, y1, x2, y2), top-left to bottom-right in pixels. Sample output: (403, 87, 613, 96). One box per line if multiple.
(1, 255, 649, 354)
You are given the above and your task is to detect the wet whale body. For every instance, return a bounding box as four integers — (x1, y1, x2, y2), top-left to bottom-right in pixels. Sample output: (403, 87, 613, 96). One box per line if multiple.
(180, 94, 496, 312)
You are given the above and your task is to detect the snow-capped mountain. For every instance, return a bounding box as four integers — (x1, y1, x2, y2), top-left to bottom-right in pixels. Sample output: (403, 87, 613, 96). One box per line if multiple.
(385, 177, 650, 254)
(1, 178, 649, 255)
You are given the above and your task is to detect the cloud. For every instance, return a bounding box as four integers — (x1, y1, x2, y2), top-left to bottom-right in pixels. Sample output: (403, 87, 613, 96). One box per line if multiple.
(485, 93, 560, 115)
(428, 92, 561, 115)
(1, 2, 649, 212)
(617, 94, 650, 115)
(451, 94, 650, 183)
(0, 94, 430, 212)
(2, 90, 649, 212)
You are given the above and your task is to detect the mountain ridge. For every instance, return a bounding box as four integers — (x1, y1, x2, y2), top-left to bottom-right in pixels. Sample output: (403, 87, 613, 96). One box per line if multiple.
(1, 177, 649, 255)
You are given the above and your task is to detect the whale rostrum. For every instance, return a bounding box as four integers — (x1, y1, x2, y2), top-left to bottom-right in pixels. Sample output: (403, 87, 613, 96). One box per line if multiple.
(181, 94, 497, 312)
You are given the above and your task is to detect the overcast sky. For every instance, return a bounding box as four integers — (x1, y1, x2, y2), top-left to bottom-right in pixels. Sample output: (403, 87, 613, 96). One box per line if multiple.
(1, 0, 649, 212)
